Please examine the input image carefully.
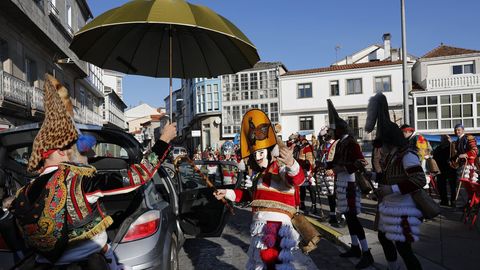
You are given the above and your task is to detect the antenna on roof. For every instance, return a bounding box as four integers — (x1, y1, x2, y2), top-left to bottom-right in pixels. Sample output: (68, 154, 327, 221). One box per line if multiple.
(335, 44, 342, 65)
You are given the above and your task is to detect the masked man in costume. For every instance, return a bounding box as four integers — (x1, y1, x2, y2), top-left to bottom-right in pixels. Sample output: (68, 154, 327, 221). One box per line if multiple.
(317, 127, 339, 225)
(296, 135, 318, 214)
(221, 141, 237, 185)
(214, 109, 305, 270)
(365, 93, 426, 270)
(452, 123, 479, 182)
(325, 100, 374, 269)
(9, 74, 176, 269)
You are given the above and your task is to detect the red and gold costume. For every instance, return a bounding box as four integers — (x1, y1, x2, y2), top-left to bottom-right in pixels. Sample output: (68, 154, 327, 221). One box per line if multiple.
(224, 109, 304, 270)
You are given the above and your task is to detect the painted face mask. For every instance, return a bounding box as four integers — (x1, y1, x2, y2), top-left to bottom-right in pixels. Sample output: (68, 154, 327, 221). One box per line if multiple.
(255, 148, 268, 169)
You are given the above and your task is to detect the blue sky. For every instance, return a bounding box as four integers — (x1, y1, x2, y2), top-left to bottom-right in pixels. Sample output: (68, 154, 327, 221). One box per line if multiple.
(86, 0, 480, 108)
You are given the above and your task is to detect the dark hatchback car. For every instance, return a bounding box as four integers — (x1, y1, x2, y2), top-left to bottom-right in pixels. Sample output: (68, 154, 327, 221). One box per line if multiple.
(0, 124, 240, 270)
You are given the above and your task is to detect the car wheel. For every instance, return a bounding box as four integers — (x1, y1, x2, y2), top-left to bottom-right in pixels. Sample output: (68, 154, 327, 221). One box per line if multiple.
(169, 234, 179, 270)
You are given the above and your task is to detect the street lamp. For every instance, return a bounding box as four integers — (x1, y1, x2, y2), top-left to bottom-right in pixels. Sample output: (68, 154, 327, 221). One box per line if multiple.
(401, 0, 409, 125)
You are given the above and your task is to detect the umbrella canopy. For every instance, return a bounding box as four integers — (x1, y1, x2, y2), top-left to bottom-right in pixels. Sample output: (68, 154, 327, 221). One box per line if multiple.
(70, 0, 260, 78)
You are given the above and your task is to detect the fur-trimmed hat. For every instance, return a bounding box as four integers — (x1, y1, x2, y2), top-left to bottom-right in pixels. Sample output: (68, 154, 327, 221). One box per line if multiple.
(327, 99, 348, 130)
(240, 109, 277, 159)
(365, 93, 406, 147)
(28, 74, 79, 172)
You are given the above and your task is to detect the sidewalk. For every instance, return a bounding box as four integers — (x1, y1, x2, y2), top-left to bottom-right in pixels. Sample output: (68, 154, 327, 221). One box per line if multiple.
(306, 197, 480, 270)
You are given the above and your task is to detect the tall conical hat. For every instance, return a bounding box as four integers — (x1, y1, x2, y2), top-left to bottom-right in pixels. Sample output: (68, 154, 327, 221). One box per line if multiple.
(327, 99, 348, 130)
(240, 109, 277, 158)
(365, 93, 406, 147)
(28, 74, 79, 172)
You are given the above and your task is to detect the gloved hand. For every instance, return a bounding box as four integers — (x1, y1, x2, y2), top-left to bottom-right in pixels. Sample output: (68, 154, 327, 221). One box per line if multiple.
(244, 175, 253, 188)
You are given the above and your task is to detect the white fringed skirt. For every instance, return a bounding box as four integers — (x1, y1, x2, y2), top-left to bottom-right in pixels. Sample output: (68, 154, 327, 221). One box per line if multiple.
(379, 193, 423, 242)
(247, 211, 300, 270)
(336, 172, 361, 214)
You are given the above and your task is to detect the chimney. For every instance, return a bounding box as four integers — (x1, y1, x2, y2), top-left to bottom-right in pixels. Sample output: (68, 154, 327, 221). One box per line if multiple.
(346, 55, 353, 64)
(391, 48, 399, 61)
(383, 33, 391, 60)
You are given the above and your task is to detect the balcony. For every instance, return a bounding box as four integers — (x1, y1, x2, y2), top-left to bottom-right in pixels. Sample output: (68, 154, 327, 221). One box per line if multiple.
(74, 106, 103, 126)
(48, 1, 60, 22)
(0, 70, 44, 108)
(427, 74, 480, 91)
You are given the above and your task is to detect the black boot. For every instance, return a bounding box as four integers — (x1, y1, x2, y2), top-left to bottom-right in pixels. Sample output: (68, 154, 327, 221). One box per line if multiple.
(339, 245, 361, 258)
(310, 205, 318, 214)
(355, 249, 374, 269)
(328, 215, 338, 225)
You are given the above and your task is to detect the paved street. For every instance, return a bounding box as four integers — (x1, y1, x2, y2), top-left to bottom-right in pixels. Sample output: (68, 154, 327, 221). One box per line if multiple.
(179, 206, 355, 270)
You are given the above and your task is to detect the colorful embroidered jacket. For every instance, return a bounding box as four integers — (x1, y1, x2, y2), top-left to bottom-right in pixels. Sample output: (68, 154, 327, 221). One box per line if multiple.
(11, 140, 170, 260)
(454, 134, 478, 165)
(227, 160, 304, 213)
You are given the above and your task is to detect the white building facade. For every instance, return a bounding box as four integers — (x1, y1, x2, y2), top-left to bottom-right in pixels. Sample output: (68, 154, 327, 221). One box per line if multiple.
(221, 62, 286, 138)
(412, 45, 480, 134)
(279, 61, 412, 143)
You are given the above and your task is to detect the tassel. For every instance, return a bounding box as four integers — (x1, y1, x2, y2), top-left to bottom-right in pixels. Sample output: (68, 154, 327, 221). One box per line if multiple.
(69, 216, 113, 243)
(280, 237, 297, 249)
(278, 249, 293, 262)
(278, 225, 291, 238)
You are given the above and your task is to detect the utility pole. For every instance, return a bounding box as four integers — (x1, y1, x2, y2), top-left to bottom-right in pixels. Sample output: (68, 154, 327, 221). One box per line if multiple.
(401, 0, 409, 124)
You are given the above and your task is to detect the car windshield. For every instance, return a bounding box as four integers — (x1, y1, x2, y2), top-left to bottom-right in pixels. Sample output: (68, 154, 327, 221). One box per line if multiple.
(94, 143, 128, 159)
(177, 161, 239, 188)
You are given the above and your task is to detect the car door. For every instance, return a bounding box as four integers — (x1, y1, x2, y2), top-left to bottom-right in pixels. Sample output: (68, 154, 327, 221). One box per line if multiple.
(176, 160, 242, 237)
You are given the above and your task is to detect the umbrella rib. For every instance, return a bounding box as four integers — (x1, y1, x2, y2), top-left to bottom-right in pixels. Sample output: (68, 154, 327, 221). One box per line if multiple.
(155, 25, 168, 77)
(207, 32, 235, 75)
(190, 28, 213, 78)
(176, 29, 187, 78)
(225, 35, 257, 69)
(100, 24, 138, 69)
(128, 24, 154, 74)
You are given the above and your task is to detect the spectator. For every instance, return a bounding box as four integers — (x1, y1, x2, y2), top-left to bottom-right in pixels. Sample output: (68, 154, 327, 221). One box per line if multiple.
(432, 135, 457, 206)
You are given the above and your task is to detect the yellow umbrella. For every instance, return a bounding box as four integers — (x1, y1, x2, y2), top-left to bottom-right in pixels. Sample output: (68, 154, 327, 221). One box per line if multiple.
(70, 0, 260, 118)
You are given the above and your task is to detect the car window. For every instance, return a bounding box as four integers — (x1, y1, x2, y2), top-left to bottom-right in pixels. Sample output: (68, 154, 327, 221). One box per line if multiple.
(178, 162, 208, 189)
(94, 143, 128, 159)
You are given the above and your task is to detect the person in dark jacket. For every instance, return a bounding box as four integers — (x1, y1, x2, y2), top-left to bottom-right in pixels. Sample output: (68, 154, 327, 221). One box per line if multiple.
(432, 135, 457, 206)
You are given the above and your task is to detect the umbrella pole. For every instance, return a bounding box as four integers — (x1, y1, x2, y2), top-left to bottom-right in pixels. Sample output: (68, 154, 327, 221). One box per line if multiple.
(169, 25, 173, 121)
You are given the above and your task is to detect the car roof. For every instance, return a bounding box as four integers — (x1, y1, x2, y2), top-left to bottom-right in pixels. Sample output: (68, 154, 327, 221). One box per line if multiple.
(0, 123, 144, 164)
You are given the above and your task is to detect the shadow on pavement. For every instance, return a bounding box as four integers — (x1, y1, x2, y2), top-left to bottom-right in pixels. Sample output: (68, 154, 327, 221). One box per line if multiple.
(182, 238, 237, 270)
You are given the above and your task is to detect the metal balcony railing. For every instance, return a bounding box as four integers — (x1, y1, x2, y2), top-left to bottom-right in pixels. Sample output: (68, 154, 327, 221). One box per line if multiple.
(0, 71, 29, 105)
(32, 87, 44, 111)
(427, 74, 480, 90)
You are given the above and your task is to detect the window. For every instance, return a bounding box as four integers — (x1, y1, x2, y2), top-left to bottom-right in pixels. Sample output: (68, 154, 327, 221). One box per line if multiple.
(297, 83, 312, 98)
(223, 126, 232, 134)
(346, 78, 362, 94)
(213, 84, 219, 110)
(250, 73, 258, 90)
(269, 89, 278, 98)
(347, 116, 362, 139)
(437, 93, 475, 129)
(416, 96, 438, 130)
(232, 106, 240, 123)
(250, 90, 258, 100)
(241, 74, 248, 90)
(259, 89, 268, 99)
(25, 57, 37, 86)
(330, 80, 339, 96)
(261, 104, 268, 114)
(452, 64, 475, 75)
(66, 3, 72, 28)
(269, 70, 278, 87)
(299, 116, 313, 130)
(270, 103, 278, 122)
(375, 76, 391, 92)
(241, 105, 249, 115)
(260, 71, 268, 89)
(0, 38, 8, 69)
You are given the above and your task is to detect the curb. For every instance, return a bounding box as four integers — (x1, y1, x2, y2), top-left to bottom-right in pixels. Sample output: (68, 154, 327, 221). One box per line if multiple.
(306, 216, 348, 249)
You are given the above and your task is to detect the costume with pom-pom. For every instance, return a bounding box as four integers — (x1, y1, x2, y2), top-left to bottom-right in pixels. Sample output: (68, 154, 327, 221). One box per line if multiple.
(226, 160, 304, 270)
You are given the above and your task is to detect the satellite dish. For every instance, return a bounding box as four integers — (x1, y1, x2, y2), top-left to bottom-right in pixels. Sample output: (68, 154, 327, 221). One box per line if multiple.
(214, 117, 221, 124)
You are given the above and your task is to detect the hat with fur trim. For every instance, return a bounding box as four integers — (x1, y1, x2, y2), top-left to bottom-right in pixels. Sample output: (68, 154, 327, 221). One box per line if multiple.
(28, 74, 79, 172)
